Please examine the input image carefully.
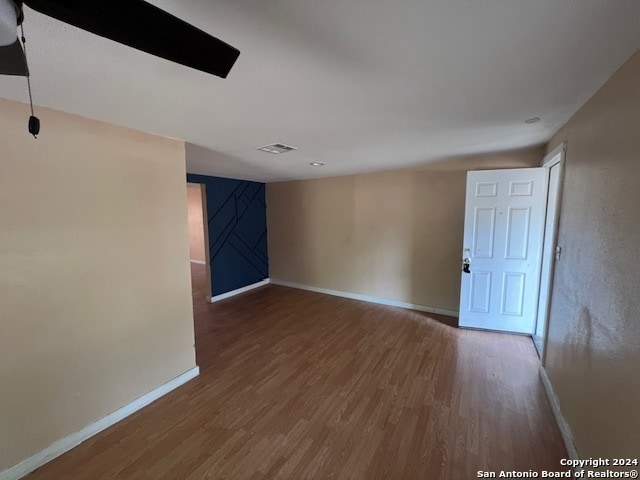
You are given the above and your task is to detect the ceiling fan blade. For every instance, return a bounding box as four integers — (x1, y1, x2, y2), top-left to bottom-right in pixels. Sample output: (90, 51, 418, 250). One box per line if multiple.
(0, 37, 28, 75)
(23, 0, 240, 78)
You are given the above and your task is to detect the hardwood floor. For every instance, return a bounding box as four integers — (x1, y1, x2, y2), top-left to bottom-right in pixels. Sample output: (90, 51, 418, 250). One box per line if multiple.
(26, 263, 567, 479)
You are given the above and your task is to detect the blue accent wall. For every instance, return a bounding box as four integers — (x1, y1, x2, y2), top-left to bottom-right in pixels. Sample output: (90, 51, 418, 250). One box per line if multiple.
(187, 174, 268, 296)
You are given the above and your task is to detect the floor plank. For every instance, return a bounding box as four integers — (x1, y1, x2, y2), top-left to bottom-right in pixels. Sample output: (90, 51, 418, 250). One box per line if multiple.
(25, 263, 567, 479)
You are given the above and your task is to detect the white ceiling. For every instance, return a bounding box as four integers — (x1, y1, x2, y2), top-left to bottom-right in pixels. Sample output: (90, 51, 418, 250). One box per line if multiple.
(2, 0, 640, 182)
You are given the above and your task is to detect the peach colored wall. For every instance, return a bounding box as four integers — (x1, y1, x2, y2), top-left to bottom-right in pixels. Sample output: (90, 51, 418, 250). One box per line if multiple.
(0, 98, 196, 472)
(187, 183, 206, 263)
(267, 148, 542, 312)
(544, 51, 640, 458)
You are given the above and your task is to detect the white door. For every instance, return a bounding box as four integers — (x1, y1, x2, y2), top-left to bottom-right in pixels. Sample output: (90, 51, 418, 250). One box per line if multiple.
(459, 168, 548, 334)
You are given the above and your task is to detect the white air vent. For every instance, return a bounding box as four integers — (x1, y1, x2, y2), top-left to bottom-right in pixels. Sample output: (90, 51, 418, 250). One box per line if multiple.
(257, 143, 298, 154)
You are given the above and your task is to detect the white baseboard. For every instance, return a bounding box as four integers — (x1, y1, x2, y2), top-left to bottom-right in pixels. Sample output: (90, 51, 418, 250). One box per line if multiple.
(190, 259, 207, 265)
(207, 279, 270, 303)
(539, 365, 579, 461)
(270, 279, 459, 318)
(1, 366, 200, 480)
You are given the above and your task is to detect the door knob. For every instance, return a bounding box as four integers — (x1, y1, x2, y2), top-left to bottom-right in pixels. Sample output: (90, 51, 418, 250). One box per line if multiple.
(462, 257, 471, 274)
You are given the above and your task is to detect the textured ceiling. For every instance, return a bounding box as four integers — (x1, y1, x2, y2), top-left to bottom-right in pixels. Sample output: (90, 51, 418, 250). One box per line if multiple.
(1, 0, 640, 182)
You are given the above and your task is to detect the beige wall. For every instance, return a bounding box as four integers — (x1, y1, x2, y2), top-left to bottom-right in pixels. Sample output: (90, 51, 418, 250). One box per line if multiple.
(187, 183, 206, 263)
(0, 98, 196, 471)
(544, 51, 640, 457)
(267, 149, 541, 312)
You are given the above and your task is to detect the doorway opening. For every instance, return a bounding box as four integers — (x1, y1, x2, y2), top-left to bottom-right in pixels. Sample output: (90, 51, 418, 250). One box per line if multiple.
(186, 182, 211, 367)
(457, 145, 565, 360)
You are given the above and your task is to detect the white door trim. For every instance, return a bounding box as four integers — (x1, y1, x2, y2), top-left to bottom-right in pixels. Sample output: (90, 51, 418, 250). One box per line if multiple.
(543, 143, 565, 168)
(535, 143, 566, 364)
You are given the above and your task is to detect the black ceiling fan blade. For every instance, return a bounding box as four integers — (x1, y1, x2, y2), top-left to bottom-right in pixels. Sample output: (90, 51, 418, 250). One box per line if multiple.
(0, 38, 29, 76)
(22, 0, 240, 78)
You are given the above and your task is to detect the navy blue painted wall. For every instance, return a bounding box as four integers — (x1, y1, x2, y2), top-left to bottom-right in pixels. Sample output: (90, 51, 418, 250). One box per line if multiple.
(186, 174, 268, 296)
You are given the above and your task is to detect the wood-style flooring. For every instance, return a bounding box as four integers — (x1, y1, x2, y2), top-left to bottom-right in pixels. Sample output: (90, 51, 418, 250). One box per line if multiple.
(26, 263, 567, 479)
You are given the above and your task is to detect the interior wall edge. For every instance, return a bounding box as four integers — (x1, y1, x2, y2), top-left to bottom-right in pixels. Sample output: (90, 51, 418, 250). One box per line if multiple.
(0, 367, 200, 480)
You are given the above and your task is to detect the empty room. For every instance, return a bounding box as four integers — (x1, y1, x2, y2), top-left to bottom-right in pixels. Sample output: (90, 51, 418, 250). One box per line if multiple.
(1, 1, 639, 479)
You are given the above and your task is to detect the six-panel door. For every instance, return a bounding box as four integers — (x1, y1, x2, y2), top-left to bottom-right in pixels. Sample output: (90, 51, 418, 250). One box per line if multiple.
(459, 168, 548, 334)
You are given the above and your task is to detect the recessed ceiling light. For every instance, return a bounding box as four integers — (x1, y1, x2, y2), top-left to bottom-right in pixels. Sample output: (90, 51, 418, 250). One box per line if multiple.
(525, 117, 540, 124)
(257, 143, 298, 154)
(310, 162, 325, 167)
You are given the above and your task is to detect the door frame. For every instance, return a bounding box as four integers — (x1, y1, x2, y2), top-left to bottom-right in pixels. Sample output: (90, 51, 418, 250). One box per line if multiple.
(535, 143, 566, 364)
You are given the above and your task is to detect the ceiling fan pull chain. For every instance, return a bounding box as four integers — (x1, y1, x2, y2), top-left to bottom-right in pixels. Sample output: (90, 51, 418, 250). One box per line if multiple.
(20, 23, 40, 138)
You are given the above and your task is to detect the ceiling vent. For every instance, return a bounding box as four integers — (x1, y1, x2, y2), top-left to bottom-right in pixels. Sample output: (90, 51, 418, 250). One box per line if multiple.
(257, 143, 298, 154)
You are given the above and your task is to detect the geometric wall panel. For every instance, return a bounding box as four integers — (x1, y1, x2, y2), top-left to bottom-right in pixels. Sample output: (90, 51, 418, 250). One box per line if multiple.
(187, 174, 269, 296)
